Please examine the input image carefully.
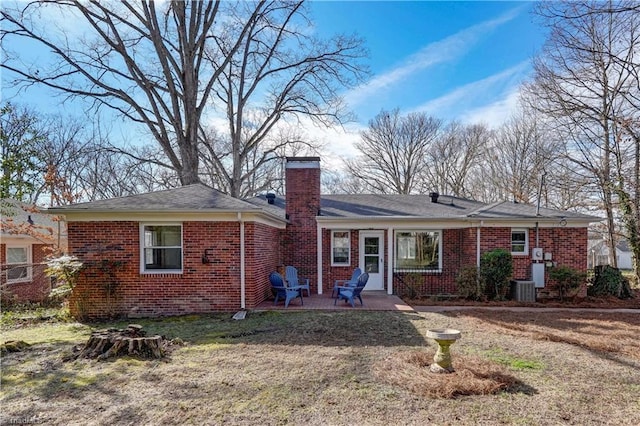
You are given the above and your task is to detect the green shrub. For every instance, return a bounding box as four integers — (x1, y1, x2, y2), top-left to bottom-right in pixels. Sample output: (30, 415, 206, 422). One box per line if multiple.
(480, 249, 513, 300)
(589, 265, 633, 299)
(548, 265, 585, 301)
(456, 266, 485, 301)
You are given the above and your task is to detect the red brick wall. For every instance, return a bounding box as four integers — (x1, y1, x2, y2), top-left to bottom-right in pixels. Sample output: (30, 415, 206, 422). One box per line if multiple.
(320, 226, 589, 298)
(67, 221, 279, 318)
(1, 243, 52, 303)
(244, 223, 282, 307)
(322, 230, 361, 292)
(284, 159, 321, 291)
(479, 226, 588, 280)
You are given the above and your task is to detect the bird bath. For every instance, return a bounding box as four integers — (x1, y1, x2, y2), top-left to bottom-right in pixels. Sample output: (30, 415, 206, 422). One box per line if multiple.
(426, 328, 461, 373)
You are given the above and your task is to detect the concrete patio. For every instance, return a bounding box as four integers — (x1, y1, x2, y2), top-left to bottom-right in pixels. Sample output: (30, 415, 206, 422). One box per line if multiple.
(254, 291, 415, 312)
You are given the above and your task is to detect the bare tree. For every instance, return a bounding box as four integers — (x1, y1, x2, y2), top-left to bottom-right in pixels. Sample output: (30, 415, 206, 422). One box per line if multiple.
(483, 110, 559, 204)
(345, 109, 442, 194)
(200, 1, 365, 197)
(2, 1, 366, 195)
(423, 121, 489, 198)
(527, 1, 640, 277)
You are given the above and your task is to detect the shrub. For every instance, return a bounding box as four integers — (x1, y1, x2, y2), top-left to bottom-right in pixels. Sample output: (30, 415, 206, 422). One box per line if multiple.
(480, 249, 513, 300)
(589, 265, 633, 299)
(548, 265, 586, 301)
(456, 266, 485, 301)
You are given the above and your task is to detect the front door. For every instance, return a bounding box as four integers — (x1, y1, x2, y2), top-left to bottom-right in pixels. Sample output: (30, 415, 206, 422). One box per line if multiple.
(359, 231, 384, 290)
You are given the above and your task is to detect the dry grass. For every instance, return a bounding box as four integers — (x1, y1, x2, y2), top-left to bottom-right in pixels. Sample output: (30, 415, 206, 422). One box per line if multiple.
(374, 351, 519, 398)
(1, 309, 639, 425)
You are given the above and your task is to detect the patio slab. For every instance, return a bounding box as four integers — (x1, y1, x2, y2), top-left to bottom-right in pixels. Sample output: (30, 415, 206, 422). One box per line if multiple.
(254, 291, 415, 312)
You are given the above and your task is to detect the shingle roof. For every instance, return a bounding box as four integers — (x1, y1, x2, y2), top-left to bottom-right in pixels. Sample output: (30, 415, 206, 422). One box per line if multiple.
(49, 184, 260, 212)
(318, 194, 483, 218)
(248, 193, 598, 222)
(50, 184, 599, 223)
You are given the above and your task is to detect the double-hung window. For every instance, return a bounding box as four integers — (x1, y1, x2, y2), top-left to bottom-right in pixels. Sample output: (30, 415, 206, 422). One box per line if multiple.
(511, 229, 528, 255)
(141, 224, 183, 273)
(331, 231, 350, 266)
(6, 246, 31, 282)
(395, 230, 441, 272)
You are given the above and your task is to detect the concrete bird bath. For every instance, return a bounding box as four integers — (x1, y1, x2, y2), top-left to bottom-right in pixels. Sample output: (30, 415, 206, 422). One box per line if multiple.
(426, 328, 461, 373)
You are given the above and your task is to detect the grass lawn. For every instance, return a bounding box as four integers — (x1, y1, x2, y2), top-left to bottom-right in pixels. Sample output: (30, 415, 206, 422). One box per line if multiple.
(2, 309, 639, 425)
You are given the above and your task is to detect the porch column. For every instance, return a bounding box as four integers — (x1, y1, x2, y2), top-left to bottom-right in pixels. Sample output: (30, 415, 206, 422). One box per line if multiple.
(387, 226, 394, 295)
(317, 223, 323, 294)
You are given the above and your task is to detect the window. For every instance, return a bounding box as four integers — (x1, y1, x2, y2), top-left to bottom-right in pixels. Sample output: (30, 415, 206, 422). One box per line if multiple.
(511, 229, 528, 255)
(395, 231, 441, 271)
(331, 231, 350, 266)
(6, 246, 31, 282)
(141, 224, 182, 273)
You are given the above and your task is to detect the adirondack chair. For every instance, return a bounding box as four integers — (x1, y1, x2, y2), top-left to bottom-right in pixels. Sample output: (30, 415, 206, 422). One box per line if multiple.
(331, 267, 362, 298)
(334, 272, 369, 307)
(285, 266, 311, 297)
(269, 271, 303, 308)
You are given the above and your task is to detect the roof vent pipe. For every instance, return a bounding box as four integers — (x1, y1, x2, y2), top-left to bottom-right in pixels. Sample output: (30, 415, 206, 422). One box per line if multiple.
(266, 193, 276, 205)
(429, 192, 439, 203)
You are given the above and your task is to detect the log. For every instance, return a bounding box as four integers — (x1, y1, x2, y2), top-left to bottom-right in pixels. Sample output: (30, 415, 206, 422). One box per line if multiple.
(74, 325, 166, 360)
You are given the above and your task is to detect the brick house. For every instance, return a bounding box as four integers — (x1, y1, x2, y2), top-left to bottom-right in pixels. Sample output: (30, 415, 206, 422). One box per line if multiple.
(49, 157, 597, 318)
(1, 199, 66, 303)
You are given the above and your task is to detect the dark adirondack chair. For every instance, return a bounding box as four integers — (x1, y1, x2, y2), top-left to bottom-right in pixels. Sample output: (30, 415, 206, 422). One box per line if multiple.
(285, 266, 311, 297)
(334, 272, 369, 307)
(269, 271, 303, 308)
(331, 267, 362, 298)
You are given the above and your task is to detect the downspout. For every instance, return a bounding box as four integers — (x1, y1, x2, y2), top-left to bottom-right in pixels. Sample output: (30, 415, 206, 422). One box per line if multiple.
(317, 223, 323, 294)
(238, 212, 246, 309)
(476, 221, 483, 268)
(387, 226, 394, 295)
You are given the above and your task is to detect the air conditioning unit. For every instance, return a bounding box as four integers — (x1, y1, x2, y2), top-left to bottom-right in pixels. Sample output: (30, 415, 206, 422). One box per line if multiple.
(510, 280, 536, 302)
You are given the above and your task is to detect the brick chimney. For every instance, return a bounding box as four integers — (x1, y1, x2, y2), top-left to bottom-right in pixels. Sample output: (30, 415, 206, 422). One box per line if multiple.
(284, 157, 321, 290)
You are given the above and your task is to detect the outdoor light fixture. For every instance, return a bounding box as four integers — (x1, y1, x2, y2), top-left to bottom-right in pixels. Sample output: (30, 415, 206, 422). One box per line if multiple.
(202, 248, 214, 264)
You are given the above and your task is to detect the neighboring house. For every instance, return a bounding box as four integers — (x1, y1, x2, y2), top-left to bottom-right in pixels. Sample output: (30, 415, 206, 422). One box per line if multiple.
(588, 237, 634, 270)
(0, 199, 66, 303)
(49, 157, 598, 318)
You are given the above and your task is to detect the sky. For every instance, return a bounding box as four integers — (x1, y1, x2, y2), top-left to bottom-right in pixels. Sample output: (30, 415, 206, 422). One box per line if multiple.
(1, 1, 548, 168)
(307, 1, 547, 162)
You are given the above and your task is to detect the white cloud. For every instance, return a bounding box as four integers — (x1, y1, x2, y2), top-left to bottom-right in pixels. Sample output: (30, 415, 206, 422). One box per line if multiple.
(460, 88, 522, 128)
(343, 6, 524, 107)
(410, 60, 530, 124)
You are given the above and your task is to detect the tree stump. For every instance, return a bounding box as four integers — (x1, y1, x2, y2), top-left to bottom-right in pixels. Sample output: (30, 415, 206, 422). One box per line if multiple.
(75, 324, 165, 360)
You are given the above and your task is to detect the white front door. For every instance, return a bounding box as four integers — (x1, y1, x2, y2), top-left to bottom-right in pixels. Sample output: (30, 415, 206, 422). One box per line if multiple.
(359, 231, 384, 291)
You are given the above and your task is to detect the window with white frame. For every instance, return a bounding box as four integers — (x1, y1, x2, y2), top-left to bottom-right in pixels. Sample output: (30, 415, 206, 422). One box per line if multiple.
(6, 245, 31, 282)
(141, 224, 183, 272)
(395, 230, 441, 271)
(511, 229, 528, 255)
(331, 230, 350, 266)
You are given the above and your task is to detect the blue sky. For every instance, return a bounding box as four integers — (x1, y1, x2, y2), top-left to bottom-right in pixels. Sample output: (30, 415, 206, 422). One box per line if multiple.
(309, 1, 545, 126)
(2, 1, 548, 163)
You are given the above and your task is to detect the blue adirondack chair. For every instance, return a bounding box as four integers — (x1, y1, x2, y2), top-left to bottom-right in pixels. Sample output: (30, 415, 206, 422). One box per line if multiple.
(331, 267, 362, 298)
(269, 271, 303, 308)
(335, 272, 369, 307)
(285, 266, 311, 297)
